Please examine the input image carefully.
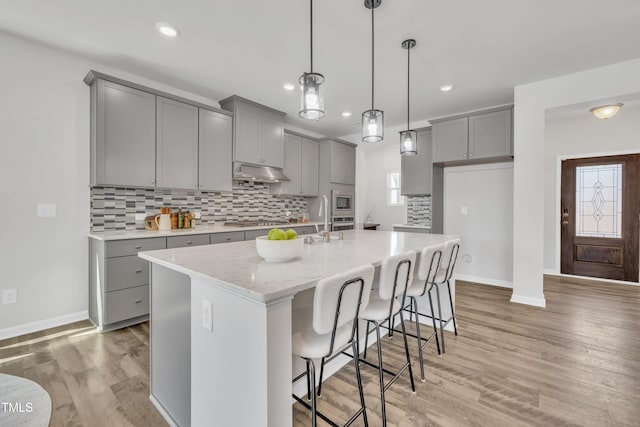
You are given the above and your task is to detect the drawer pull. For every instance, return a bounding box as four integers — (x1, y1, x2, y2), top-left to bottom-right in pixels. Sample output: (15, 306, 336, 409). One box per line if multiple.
(226, 237, 231, 241)
(135, 246, 142, 250)
(187, 241, 193, 245)
(135, 269, 142, 273)
(135, 299, 142, 304)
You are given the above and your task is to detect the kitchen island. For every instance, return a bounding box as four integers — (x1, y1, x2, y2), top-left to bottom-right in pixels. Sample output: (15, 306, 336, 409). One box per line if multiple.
(139, 229, 458, 427)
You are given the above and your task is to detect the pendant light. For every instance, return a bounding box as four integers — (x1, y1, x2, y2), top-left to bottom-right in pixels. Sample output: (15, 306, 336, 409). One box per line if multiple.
(362, 0, 383, 143)
(400, 39, 417, 156)
(299, 0, 325, 120)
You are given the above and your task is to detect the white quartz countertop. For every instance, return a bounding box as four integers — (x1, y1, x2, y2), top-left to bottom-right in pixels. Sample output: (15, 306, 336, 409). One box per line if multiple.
(138, 230, 457, 304)
(88, 222, 323, 241)
(393, 223, 432, 229)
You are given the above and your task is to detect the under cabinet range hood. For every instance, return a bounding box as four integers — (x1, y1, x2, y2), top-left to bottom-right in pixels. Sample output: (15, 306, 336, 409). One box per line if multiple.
(232, 163, 290, 183)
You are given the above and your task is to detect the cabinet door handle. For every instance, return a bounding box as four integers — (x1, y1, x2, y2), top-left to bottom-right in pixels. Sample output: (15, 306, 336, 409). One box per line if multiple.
(469, 152, 473, 158)
(187, 241, 193, 245)
(135, 299, 142, 304)
(135, 246, 142, 250)
(135, 269, 142, 273)
(226, 237, 231, 241)
(151, 179, 155, 184)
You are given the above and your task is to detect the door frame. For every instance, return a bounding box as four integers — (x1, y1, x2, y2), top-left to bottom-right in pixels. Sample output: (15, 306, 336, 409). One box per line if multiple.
(553, 149, 640, 285)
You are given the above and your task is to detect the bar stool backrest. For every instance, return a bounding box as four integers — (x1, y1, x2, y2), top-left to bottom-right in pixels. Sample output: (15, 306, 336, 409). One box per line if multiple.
(440, 239, 460, 282)
(417, 243, 444, 282)
(313, 265, 374, 342)
(378, 251, 417, 301)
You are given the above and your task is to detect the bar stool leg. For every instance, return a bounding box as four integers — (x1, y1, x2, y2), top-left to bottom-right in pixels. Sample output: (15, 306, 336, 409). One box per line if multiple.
(446, 280, 458, 336)
(374, 321, 387, 427)
(412, 297, 426, 381)
(307, 358, 318, 427)
(363, 320, 371, 359)
(434, 285, 446, 353)
(399, 311, 416, 393)
(427, 287, 442, 355)
(317, 357, 326, 397)
(306, 360, 312, 400)
(351, 340, 369, 426)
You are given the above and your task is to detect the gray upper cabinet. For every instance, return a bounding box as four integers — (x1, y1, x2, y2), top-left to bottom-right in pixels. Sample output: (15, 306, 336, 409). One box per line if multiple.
(272, 134, 318, 196)
(432, 106, 513, 165)
(469, 109, 512, 160)
(219, 96, 285, 169)
(330, 141, 356, 185)
(300, 138, 319, 196)
(432, 117, 468, 163)
(199, 109, 233, 192)
(156, 97, 199, 190)
(93, 79, 156, 187)
(401, 129, 433, 196)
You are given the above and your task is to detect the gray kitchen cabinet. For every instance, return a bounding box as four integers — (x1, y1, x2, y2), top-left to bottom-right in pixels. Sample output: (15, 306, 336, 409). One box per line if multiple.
(469, 109, 512, 160)
(210, 231, 245, 244)
(401, 129, 433, 196)
(433, 117, 469, 163)
(92, 79, 156, 187)
(244, 229, 270, 240)
(291, 225, 316, 235)
(432, 106, 513, 165)
(272, 134, 319, 196)
(167, 234, 211, 249)
(156, 97, 199, 190)
(219, 96, 285, 169)
(199, 108, 233, 192)
(89, 236, 167, 332)
(330, 141, 356, 185)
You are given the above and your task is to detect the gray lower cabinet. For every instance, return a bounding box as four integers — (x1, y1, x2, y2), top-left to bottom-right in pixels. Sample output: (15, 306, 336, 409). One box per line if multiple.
(401, 129, 433, 196)
(156, 97, 199, 190)
(89, 237, 166, 331)
(433, 117, 469, 163)
(92, 79, 156, 187)
(199, 109, 233, 192)
(245, 229, 270, 240)
(393, 225, 431, 234)
(210, 231, 245, 244)
(167, 234, 210, 249)
(291, 225, 316, 235)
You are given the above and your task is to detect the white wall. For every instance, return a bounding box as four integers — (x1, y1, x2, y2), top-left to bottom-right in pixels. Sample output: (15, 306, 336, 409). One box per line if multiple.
(513, 57, 640, 307)
(444, 163, 514, 287)
(356, 144, 406, 230)
(0, 32, 218, 337)
(543, 105, 640, 272)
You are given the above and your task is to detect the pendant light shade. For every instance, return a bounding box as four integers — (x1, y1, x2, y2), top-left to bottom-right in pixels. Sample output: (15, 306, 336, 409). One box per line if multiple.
(362, 0, 383, 143)
(400, 38, 417, 156)
(299, 0, 325, 120)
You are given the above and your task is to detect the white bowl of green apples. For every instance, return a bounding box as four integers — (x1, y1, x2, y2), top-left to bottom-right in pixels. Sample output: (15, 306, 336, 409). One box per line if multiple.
(255, 228, 303, 262)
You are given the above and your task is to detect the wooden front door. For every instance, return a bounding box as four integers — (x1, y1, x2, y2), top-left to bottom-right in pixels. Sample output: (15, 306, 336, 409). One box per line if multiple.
(561, 154, 639, 282)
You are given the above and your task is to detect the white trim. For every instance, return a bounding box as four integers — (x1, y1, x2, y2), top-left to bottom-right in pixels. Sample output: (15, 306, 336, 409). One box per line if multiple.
(0, 311, 88, 340)
(455, 274, 512, 288)
(544, 271, 640, 287)
(510, 293, 546, 308)
(150, 394, 179, 427)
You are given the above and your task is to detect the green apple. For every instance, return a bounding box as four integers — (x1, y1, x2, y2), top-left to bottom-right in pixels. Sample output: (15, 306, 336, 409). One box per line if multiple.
(268, 228, 287, 240)
(267, 228, 278, 240)
(285, 229, 298, 240)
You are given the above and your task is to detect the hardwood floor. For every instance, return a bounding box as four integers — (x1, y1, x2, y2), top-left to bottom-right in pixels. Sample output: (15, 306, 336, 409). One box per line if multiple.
(2, 276, 639, 426)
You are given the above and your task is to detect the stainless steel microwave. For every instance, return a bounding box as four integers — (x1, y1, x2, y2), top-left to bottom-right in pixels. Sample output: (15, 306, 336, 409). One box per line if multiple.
(332, 190, 354, 217)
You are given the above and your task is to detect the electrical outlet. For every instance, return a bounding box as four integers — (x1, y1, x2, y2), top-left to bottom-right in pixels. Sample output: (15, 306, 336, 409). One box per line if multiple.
(37, 203, 57, 217)
(461, 206, 468, 215)
(2, 288, 17, 304)
(202, 300, 213, 332)
(135, 213, 146, 221)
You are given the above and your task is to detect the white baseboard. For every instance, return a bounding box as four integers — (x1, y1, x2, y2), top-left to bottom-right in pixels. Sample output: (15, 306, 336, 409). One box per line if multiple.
(455, 274, 512, 288)
(510, 293, 546, 308)
(0, 311, 89, 341)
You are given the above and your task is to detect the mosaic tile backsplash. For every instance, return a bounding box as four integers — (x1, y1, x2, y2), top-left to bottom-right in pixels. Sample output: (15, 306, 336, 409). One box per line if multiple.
(406, 196, 432, 225)
(91, 181, 308, 231)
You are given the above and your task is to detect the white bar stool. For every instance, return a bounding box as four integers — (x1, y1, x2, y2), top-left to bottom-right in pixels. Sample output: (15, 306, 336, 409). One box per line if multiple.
(292, 264, 374, 427)
(358, 251, 417, 427)
(404, 243, 443, 381)
(432, 238, 460, 353)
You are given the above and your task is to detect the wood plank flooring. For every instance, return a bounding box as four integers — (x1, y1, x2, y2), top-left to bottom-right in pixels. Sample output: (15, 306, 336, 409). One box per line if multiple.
(2, 276, 639, 426)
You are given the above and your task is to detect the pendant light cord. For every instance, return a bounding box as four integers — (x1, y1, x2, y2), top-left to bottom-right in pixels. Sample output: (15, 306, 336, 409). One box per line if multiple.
(407, 43, 410, 130)
(371, 5, 375, 110)
(310, 0, 313, 73)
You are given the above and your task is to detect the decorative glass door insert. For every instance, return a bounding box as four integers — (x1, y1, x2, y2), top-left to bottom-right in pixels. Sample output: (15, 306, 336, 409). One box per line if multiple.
(575, 164, 622, 238)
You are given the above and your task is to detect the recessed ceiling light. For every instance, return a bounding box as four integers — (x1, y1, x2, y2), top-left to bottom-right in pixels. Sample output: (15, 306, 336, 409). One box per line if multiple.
(440, 84, 454, 92)
(156, 23, 179, 38)
(590, 103, 623, 120)
(342, 111, 352, 117)
(283, 83, 295, 91)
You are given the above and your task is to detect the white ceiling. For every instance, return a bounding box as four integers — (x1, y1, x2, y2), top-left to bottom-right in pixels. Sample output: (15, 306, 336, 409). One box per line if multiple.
(1, 0, 639, 138)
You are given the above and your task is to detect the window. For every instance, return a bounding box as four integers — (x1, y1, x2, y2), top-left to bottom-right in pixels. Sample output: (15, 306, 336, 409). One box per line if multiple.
(387, 171, 404, 206)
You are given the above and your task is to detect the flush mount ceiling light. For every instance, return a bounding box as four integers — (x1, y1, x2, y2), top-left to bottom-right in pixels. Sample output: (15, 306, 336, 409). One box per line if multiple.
(156, 23, 179, 38)
(440, 84, 453, 92)
(342, 111, 352, 117)
(590, 103, 623, 120)
(283, 83, 295, 91)
(400, 39, 417, 156)
(362, 0, 383, 143)
(299, 0, 325, 120)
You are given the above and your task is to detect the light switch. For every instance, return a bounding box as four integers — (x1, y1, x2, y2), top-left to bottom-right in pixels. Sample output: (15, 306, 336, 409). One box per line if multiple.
(2, 288, 17, 304)
(461, 206, 468, 215)
(202, 300, 213, 332)
(37, 203, 57, 218)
